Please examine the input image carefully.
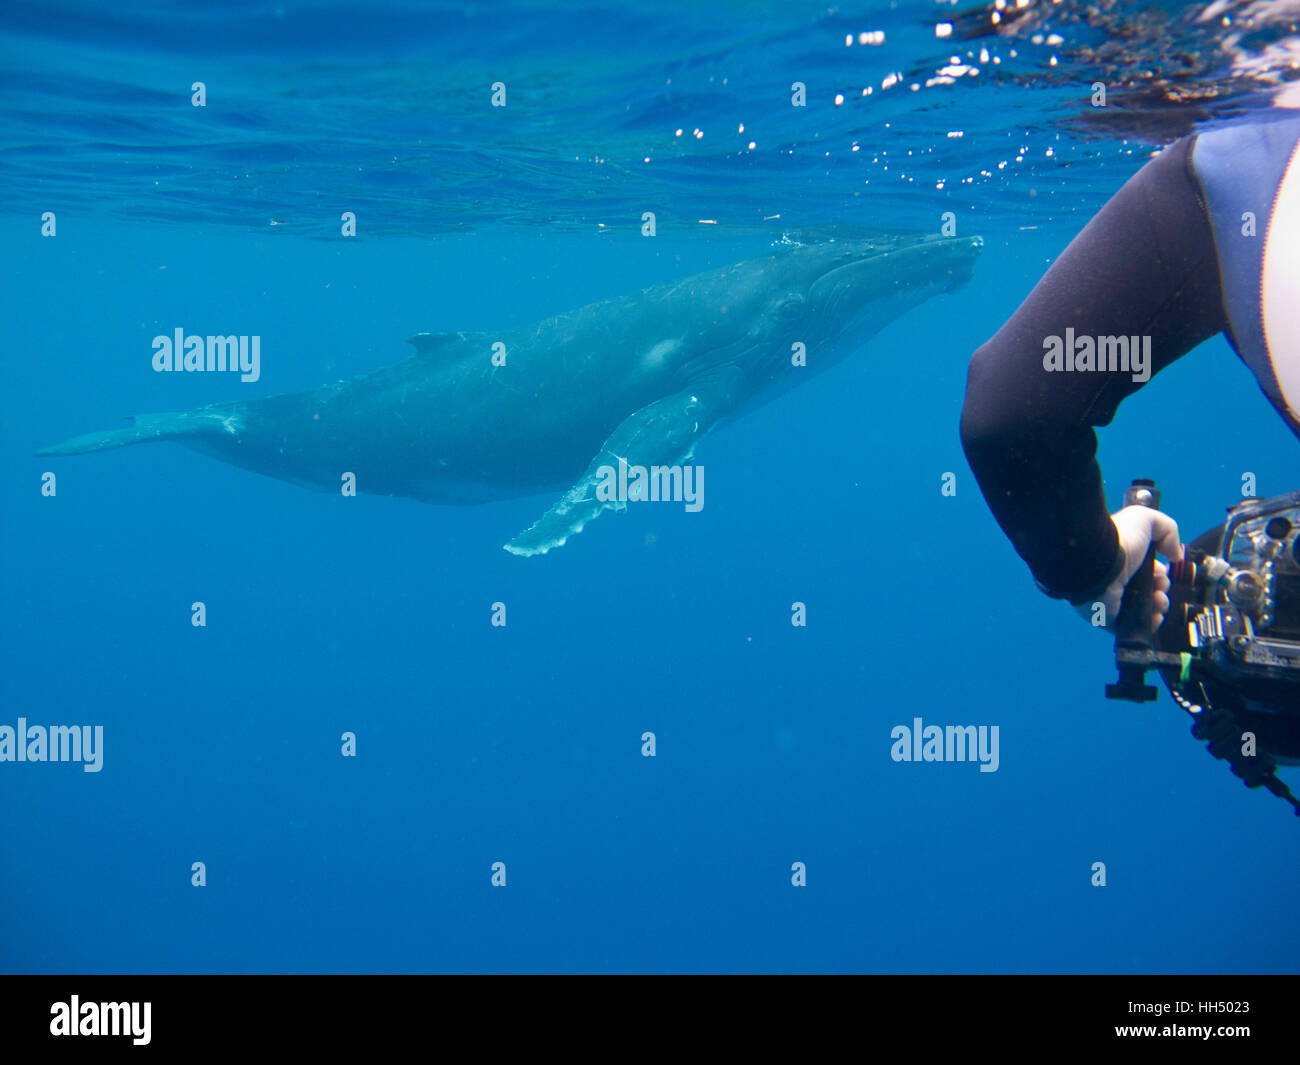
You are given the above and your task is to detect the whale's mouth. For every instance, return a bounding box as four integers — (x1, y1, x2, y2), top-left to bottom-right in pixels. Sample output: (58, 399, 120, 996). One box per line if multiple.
(809, 257, 877, 323)
(804, 235, 983, 341)
(811, 234, 982, 308)
(809, 254, 879, 309)
(943, 234, 984, 289)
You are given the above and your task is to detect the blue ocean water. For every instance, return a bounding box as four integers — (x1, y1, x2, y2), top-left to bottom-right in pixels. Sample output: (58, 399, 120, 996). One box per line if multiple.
(2, 0, 1297, 974)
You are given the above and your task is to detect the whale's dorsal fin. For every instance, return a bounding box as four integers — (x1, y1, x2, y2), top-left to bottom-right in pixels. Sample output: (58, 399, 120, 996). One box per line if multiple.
(407, 332, 472, 357)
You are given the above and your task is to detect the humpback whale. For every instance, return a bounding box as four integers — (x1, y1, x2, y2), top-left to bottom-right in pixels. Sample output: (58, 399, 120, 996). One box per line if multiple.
(39, 233, 981, 555)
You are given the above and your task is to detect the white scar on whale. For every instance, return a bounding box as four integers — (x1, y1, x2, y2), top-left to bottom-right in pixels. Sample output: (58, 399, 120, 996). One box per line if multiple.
(40, 232, 982, 555)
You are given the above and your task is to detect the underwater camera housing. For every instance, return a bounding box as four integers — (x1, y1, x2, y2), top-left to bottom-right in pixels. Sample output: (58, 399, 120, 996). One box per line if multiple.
(1163, 490, 1300, 760)
(1105, 483, 1300, 815)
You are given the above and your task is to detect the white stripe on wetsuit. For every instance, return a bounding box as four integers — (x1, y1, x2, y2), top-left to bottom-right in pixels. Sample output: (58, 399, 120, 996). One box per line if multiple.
(1262, 136, 1300, 421)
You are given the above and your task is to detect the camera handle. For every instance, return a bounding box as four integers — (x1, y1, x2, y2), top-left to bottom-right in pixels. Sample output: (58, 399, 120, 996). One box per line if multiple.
(1105, 479, 1161, 702)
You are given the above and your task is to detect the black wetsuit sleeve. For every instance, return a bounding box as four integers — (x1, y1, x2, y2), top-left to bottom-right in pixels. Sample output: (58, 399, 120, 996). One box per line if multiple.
(959, 135, 1227, 603)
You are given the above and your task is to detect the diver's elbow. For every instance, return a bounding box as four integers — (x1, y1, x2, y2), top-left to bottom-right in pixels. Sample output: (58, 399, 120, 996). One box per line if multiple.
(958, 340, 1019, 468)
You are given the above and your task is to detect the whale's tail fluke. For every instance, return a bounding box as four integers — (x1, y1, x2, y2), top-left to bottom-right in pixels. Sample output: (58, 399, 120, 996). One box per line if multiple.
(37, 410, 239, 456)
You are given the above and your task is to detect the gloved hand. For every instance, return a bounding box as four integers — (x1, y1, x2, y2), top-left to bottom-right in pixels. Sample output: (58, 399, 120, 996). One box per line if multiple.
(1076, 504, 1183, 633)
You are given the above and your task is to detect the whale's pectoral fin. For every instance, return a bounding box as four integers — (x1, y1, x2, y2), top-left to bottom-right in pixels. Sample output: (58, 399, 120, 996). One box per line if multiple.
(504, 368, 745, 557)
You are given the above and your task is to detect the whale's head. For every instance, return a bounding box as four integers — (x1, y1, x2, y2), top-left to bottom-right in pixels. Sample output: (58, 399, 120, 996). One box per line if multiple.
(758, 232, 983, 354)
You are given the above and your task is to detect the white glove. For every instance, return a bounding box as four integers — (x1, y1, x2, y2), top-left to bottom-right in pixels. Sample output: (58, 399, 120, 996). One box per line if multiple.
(1076, 505, 1183, 633)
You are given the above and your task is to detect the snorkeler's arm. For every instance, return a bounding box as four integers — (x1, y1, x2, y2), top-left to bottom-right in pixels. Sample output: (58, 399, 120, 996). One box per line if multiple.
(959, 135, 1226, 604)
